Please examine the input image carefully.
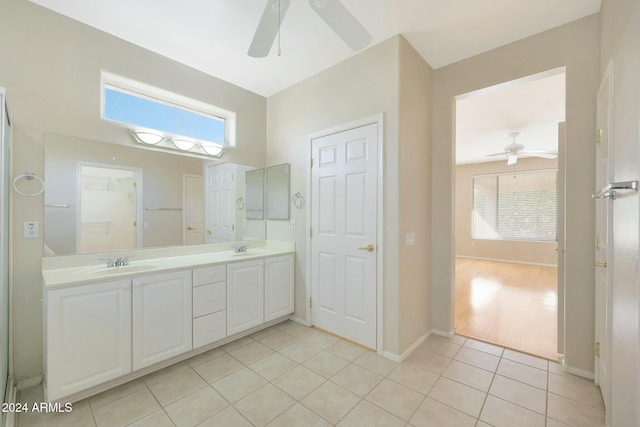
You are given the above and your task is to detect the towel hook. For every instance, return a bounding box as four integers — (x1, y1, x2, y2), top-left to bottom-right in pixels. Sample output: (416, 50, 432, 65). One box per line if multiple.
(12, 172, 45, 197)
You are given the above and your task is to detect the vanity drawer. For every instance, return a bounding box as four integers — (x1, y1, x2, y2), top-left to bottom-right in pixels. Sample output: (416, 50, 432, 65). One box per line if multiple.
(193, 265, 226, 287)
(193, 311, 226, 348)
(193, 282, 226, 317)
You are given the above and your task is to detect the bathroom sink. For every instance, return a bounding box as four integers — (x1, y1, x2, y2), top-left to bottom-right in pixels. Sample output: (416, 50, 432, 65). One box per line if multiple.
(82, 264, 157, 276)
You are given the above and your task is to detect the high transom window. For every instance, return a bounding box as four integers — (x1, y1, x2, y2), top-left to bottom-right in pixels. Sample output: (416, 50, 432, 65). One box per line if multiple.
(101, 72, 235, 147)
(472, 169, 558, 242)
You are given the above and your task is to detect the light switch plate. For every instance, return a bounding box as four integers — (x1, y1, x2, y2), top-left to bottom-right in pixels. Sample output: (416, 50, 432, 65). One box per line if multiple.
(405, 232, 415, 246)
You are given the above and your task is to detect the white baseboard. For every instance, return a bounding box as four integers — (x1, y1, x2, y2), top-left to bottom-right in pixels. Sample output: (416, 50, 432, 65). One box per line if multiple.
(456, 255, 557, 268)
(382, 330, 433, 363)
(430, 329, 456, 338)
(288, 315, 310, 327)
(562, 360, 595, 380)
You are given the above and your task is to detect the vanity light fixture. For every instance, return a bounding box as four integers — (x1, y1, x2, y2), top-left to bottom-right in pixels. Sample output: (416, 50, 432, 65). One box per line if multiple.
(130, 130, 165, 145)
(171, 138, 197, 151)
(201, 143, 224, 156)
(130, 129, 224, 158)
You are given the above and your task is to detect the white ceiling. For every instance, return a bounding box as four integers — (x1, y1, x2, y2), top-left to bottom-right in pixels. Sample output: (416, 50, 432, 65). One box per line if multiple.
(29, 0, 600, 97)
(456, 69, 566, 165)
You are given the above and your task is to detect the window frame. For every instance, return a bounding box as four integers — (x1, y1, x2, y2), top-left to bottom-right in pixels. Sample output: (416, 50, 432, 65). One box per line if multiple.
(100, 71, 236, 147)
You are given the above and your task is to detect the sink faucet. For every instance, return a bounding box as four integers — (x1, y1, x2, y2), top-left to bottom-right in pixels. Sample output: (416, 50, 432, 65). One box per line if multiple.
(115, 257, 131, 267)
(100, 256, 131, 268)
(234, 245, 248, 253)
(100, 257, 116, 268)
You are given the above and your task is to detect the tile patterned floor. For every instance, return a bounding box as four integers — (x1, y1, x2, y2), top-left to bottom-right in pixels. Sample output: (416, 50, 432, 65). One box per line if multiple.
(17, 321, 605, 427)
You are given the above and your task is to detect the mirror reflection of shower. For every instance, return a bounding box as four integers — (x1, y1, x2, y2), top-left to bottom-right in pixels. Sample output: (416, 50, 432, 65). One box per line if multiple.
(78, 164, 141, 253)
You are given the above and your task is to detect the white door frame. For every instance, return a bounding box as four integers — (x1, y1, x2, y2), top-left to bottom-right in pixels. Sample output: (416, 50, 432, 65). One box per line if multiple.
(305, 113, 384, 354)
(594, 61, 613, 421)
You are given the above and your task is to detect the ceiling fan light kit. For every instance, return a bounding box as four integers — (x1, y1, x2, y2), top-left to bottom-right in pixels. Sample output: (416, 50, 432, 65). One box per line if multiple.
(487, 131, 557, 165)
(248, 0, 372, 58)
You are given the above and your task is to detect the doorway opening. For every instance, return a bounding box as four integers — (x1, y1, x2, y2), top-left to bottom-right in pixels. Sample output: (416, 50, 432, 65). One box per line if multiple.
(77, 164, 142, 253)
(453, 68, 566, 360)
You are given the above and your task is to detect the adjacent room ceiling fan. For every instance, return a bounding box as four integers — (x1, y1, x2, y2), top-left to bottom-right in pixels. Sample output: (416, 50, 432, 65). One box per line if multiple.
(487, 132, 557, 166)
(248, 0, 372, 58)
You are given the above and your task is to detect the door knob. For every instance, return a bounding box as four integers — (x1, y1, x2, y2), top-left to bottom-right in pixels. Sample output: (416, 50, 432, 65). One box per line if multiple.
(187, 226, 195, 231)
(207, 230, 212, 235)
(358, 244, 375, 253)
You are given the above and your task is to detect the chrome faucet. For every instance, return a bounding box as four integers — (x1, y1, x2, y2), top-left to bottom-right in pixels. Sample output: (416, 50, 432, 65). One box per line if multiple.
(234, 245, 248, 253)
(115, 257, 131, 267)
(100, 258, 116, 268)
(100, 256, 131, 268)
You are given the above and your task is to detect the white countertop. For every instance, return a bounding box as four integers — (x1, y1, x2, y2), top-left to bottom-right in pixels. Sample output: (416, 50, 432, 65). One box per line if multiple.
(42, 240, 294, 289)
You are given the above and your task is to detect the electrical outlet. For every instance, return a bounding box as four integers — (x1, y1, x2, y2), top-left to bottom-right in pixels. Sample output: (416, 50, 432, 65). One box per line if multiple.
(24, 221, 39, 238)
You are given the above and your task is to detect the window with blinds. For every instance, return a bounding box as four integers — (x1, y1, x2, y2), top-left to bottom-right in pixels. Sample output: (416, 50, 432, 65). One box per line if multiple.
(472, 169, 558, 242)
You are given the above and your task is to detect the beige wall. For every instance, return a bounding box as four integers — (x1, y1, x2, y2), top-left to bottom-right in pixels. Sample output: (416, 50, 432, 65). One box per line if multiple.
(600, 0, 640, 425)
(0, 0, 266, 383)
(398, 38, 433, 353)
(266, 35, 433, 357)
(455, 158, 558, 266)
(432, 15, 600, 373)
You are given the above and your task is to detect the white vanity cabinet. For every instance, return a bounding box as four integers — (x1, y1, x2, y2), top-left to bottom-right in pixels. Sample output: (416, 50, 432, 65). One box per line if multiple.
(265, 254, 295, 321)
(192, 265, 227, 348)
(227, 259, 265, 335)
(42, 243, 295, 402)
(132, 270, 192, 370)
(45, 279, 131, 402)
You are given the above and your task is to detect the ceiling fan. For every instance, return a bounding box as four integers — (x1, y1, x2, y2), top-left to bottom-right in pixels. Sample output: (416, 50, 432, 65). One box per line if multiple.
(248, 0, 372, 58)
(487, 132, 557, 166)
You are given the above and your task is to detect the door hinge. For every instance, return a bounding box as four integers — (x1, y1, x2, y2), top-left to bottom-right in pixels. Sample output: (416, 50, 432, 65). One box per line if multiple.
(309, 297, 313, 308)
(232, 224, 235, 231)
(310, 228, 313, 238)
(133, 221, 137, 227)
(595, 342, 600, 357)
(311, 158, 314, 168)
(133, 181, 137, 188)
(595, 235, 600, 251)
(596, 129, 603, 144)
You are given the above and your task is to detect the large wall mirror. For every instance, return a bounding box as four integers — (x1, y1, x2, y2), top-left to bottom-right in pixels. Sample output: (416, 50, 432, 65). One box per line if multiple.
(44, 133, 266, 256)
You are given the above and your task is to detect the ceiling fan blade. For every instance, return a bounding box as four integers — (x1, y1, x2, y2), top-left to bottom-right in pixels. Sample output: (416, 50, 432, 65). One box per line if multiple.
(248, 0, 290, 58)
(486, 152, 508, 157)
(521, 150, 558, 159)
(507, 154, 518, 166)
(308, 0, 372, 51)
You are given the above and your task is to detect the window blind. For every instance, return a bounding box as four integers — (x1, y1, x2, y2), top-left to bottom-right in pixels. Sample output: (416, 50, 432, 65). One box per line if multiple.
(472, 169, 558, 242)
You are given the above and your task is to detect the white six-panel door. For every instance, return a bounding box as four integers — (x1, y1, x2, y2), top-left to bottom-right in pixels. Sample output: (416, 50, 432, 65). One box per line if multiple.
(205, 163, 235, 242)
(310, 123, 378, 349)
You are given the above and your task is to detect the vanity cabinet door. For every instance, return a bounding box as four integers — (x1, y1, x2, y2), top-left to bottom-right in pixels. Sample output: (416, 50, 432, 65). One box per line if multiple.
(132, 270, 192, 370)
(265, 255, 295, 321)
(46, 279, 131, 402)
(227, 259, 264, 335)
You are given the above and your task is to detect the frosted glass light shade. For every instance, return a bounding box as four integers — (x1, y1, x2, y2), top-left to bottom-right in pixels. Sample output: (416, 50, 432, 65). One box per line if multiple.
(131, 131, 164, 145)
(202, 143, 224, 156)
(172, 139, 197, 151)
